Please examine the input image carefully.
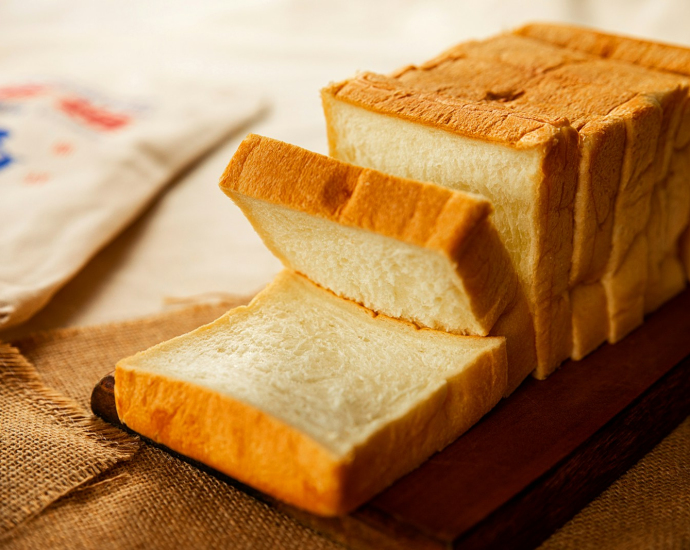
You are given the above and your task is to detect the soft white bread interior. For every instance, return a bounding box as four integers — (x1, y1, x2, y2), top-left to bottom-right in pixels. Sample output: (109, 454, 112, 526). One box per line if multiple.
(220, 134, 536, 393)
(115, 270, 508, 516)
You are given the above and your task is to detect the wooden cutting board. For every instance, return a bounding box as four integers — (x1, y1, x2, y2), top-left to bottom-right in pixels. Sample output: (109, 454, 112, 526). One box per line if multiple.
(91, 289, 690, 550)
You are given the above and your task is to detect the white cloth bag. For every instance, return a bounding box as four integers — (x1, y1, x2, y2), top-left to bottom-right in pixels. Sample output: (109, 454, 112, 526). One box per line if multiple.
(0, 79, 262, 329)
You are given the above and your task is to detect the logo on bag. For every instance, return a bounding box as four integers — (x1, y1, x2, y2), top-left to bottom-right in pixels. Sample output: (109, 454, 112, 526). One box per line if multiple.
(0, 82, 137, 132)
(0, 130, 12, 170)
(57, 97, 131, 131)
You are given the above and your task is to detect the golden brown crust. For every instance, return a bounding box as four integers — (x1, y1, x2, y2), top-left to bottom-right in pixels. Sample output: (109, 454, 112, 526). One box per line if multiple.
(570, 117, 626, 285)
(489, 284, 536, 392)
(570, 281, 609, 360)
(324, 34, 683, 140)
(517, 23, 690, 334)
(220, 134, 493, 258)
(607, 96, 662, 271)
(515, 23, 690, 77)
(405, 32, 589, 76)
(390, 35, 636, 130)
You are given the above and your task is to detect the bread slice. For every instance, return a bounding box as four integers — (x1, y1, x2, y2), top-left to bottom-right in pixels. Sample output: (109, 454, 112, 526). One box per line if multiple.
(323, 31, 689, 363)
(115, 270, 507, 516)
(323, 72, 578, 378)
(515, 23, 690, 317)
(220, 134, 536, 393)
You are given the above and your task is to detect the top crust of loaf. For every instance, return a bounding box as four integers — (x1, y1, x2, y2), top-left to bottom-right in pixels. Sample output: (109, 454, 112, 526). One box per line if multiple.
(326, 34, 685, 141)
(220, 134, 494, 259)
(323, 73, 569, 149)
(516, 22, 690, 77)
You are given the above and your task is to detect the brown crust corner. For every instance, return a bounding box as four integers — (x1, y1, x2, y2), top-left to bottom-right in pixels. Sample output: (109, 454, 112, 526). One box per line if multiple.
(114, 365, 350, 516)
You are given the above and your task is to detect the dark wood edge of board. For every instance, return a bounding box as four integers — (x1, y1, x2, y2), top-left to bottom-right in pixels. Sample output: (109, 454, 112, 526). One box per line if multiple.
(91, 358, 690, 550)
(452, 355, 690, 549)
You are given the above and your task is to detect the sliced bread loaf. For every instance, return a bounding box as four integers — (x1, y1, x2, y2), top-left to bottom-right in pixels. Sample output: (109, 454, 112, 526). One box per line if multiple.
(115, 270, 508, 516)
(515, 23, 690, 316)
(323, 31, 689, 365)
(220, 134, 536, 392)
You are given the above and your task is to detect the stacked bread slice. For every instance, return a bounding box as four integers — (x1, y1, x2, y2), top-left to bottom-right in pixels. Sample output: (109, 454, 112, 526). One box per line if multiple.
(115, 134, 526, 515)
(323, 25, 690, 369)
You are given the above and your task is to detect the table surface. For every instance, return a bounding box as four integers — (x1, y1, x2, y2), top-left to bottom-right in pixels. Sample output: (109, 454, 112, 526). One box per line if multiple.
(2, 0, 690, 340)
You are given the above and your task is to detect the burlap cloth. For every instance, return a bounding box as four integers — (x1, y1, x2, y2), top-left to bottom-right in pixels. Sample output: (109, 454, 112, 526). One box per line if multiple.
(0, 345, 139, 535)
(1, 301, 688, 550)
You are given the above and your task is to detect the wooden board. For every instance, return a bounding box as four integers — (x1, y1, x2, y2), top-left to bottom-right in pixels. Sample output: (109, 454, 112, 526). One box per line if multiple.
(92, 289, 690, 550)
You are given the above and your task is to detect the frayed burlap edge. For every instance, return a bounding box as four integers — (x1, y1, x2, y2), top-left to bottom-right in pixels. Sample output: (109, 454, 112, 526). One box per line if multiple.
(0, 343, 140, 535)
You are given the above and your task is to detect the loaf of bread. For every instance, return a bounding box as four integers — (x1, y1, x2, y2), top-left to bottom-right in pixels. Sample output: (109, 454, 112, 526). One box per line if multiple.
(112, 24, 690, 518)
(219, 134, 536, 393)
(322, 28, 690, 367)
(115, 270, 507, 516)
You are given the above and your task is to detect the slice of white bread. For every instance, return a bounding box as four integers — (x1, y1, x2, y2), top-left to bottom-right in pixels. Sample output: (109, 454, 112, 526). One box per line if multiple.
(322, 75, 578, 379)
(219, 134, 536, 393)
(115, 270, 508, 516)
(323, 31, 690, 364)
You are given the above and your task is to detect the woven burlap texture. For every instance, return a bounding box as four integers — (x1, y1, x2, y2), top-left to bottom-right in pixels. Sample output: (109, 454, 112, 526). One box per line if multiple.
(0, 344, 139, 536)
(3, 300, 342, 550)
(540, 416, 690, 550)
(2, 299, 688, 549)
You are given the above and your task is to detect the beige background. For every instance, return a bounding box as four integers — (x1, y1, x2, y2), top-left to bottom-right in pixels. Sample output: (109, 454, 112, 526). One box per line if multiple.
(2, 0, 690, 337)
